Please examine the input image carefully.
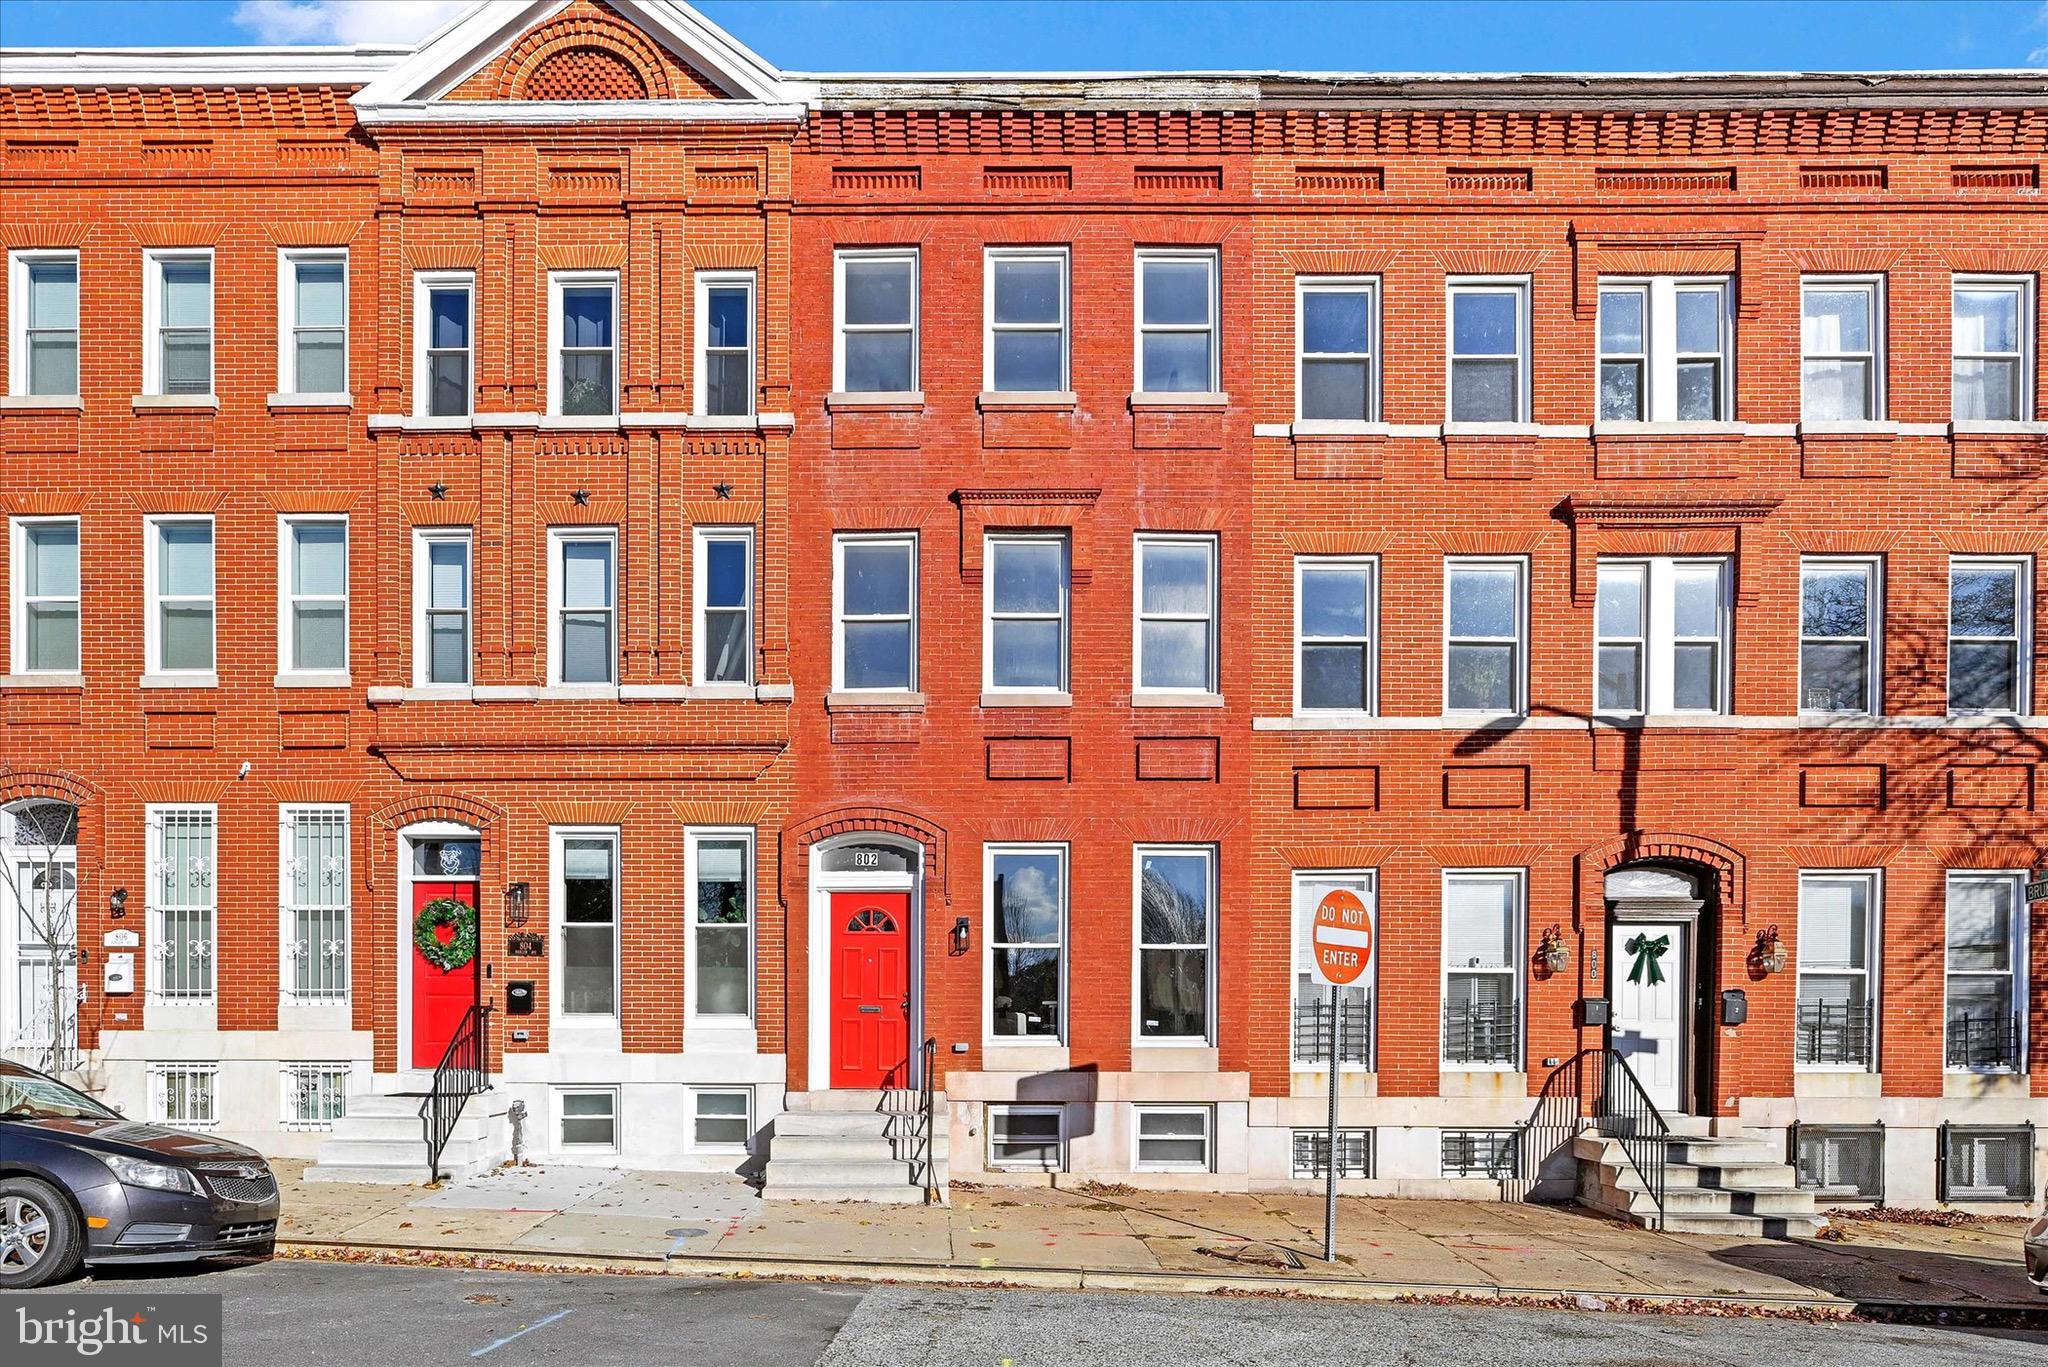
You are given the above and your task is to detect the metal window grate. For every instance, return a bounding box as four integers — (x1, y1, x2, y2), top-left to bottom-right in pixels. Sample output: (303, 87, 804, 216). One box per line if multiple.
(282, 1063, 348, 1130)
(1939, 1124, 2035, 1203)
(1794, 1001, 1874, 1067)
(1442, 1129, 1519, 1178)
(1292, 1128, 1373, 1179)
(283, 810, 349, 1002)
(150, 809, 215, 1001)
(1944, 1012, 2020, 1071)
(1791, 1123, 1885, 1200)
(1293, 996, 1372, 1065)
(1442, 1005, 1518, 1065)
(151, 1063, 217, 1128)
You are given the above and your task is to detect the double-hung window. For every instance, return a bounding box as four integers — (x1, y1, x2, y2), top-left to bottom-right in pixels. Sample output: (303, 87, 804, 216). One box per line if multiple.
(1134, 846, 1213, 1044)
(1444, 558, 1525, 715)
(1796, 871, 1878, 1070)
(412, 528, 471, 687)
(548, 528, 617, 687)
(1134, 1107, 1213, 1173)
(1297, 278, 1377, 422)
(1952, 277, 2032, 422)
(9, 250, 79, 397)
(688, 829, 753, 1024)
(145, 250, 213, 397)
(1447, 279, 1529, 423)
(1948, 557, 2029, 714)
(147, 806, 216, 1003)
(1295, 556, 1376, 714)
(10, 516, 79, 675)
(985, 248, 1068, 393)
(414, 272, 473, 418)
(280, 805, 349, 1004)
(833, 533, 917, 692)
(696, 271, 755, 417)
(1593, 558, 1729, 715)
(987, 845, 1065, 1042)
(145, 516, 214, 678)
(1945, 872, 2024, 1072)
(1135, 249, 1219, 394)
(1441, 871, 1522, 1068)
(835, 249, 918, 393)
(1134, 534, 1217, 696)
(1293, 872, 1374, 1068)
(279, 516, 348, 677)
(1597, 278, 1731, 422)
(693, 527, 753, 686)
(1801, 277, 1883, 421)
(278, 249, 347, 396)
(984, 534, 1068, 693)
(550, 273, 617, 417)
(1800, 557, 1880, 714)
(556, 831, 619, 1022)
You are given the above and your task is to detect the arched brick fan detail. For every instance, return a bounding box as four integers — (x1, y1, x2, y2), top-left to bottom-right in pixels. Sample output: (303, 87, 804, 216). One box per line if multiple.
(522, 46, 649, 101)
(451, 2, 734, 103)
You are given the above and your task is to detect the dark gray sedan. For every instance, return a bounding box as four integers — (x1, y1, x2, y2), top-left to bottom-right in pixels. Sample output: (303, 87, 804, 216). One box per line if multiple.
(2027, 1211, 2047, 1294)
(0, 1058, 279, 1287)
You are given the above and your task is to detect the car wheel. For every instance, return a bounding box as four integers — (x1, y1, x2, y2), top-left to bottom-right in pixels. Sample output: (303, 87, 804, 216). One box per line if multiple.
(0, 1177, 84, 1289)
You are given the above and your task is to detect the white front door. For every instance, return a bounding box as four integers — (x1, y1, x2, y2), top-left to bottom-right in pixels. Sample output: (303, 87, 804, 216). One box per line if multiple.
(1610, 920, 1685, 1113)
(7, 855, 77, 1065)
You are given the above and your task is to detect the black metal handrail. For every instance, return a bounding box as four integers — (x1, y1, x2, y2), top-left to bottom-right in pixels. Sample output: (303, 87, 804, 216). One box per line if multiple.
(1521, 1048, 1669, 1230)
(1293, 996, 1371, 1065)
(419, 1003, 491, 1182)
(914, 1036, 939, 1203)
(1795, 1000, 1873, 1067)
(1945, 1011, 2020, 1071)
(1442, 1005, 1518, 1065)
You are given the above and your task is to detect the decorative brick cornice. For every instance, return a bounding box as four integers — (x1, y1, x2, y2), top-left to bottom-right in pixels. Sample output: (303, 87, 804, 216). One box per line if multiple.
(539, 243, 629, 271)
(956, 488, 1101, 583)
(1282, 249, 1398, 275)
(1274, 844, 1403, 870)
(130, 221, 226, 248)
(1426, 842, 1552, 869)
(535, 800, 634, 826)
(265, 220, 367, 248)
(264, 780, 362, 804)
(1561, 495, 1779, 606)
(266, 492, 359, 514)
(0, 85, 356, 132)
(684, 500, 762, 526)
(0, 492, 89, 517)
(403, 500, 480, 528)
(1560, 495, 1782, 526)
(670, 800, 772, 827)
(130, 491, 227, 514)
(1778, 843, 1903, 869)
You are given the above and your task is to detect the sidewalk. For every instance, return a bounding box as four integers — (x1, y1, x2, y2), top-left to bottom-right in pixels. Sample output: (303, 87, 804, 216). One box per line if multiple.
(272, 1160, 2042, 1315)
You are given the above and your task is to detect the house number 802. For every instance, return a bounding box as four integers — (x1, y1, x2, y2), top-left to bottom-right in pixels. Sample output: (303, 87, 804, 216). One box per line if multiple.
(852, 850, 880, 868)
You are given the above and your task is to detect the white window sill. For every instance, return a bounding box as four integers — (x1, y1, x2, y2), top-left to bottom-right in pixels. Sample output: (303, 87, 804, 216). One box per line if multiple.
(539, 683, 621, 700)
(1291, 708, 1378, 724)
(268, 392, 353, 409)
(1280, 419, 1443, 438)
(682, 683, 758, 700)
(1590, 420, 1763, 437)
(1, 672, 85, 689)
(979, 391, 1077, 410)
(472, 685, 540, 703)
(673, 413, 761, 430)
(0, 394, 82, 410)
(826, 690, 925, 710)
(275, 671, 352, 689)
(1443, 421, 1589, 437)
(1130, 691, 1224, 709)
(369, 414, 477, 432)
(1439, 1062, 1525, 1073)
(132, 394, 218, 411)
(1797, 420, 1904, 437)
(1951, 419, 2048, 435)
(139, 672, 218, 689)
(370, 684, 474, 703)
(826, 391, 924, 409)
(1129, 391, 1228, 408)
(980, 690, 1072, 708)
(539, 414, 621, 431)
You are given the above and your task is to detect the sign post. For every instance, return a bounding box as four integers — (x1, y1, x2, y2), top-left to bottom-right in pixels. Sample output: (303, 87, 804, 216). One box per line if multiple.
(1306, 887, 1373, 1263)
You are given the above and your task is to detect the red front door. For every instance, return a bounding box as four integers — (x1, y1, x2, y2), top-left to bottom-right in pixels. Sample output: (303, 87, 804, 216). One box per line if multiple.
(829, 890, 911, 1088)
(411, 878, 478, 1068)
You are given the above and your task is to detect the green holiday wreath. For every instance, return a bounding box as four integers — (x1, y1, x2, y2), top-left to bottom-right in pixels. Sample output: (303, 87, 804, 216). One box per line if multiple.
(413, 897, 479, 973)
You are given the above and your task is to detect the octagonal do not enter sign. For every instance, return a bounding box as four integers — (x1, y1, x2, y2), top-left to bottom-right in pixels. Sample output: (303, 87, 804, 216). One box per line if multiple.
(1308, 887, 1373, 987)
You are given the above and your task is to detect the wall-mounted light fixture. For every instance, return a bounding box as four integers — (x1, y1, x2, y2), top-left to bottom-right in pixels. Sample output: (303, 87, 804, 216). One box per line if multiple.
(505, 882, 530, 928)
(109, 888, 128, 919)
(1536, 924, 1571, 973)
(950, 916, 971, 955)
(1752, 926, 1788, 975)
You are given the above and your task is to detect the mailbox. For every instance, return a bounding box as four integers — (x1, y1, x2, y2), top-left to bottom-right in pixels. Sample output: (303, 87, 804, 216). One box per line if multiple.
(103, 953, 135, 996)
(1576, 997, 1610, 1028)
(1721, 989, 1748, 1026)
(506, 981, 535, 1015)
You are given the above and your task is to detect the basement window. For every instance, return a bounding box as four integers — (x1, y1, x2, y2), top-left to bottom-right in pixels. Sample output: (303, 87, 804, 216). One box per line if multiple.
(149, 1063, 218, 1129)
(1792, 1123, 1884, 1201)
(1440, 1129, 1518, 1179)
(1938, 1125, 2034, 1203)
(556, 1088, 618, 1151)
(987, 1105, 1064, 1172)
(689, 1088, 752, 1153)
(1292, 1129, 1373, 1180)
(1134, 1106, 1212, 1173)
(281, 1063, 349, 1131)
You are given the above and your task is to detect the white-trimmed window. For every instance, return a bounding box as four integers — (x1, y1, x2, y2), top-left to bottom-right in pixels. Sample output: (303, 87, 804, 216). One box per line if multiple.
(689, 1087, 753, 1152)
(833, 532, 917, 692)
(277, 248, 347, 396)
(1796, 871, 1879, 1071)
(687, 828, 753, 1024)
(1593, 558, 1729, 715)
(1441, 1130, 1519, 1178)
(1948, 557, 2030, 714)
(1134, 533, 1217, 696)
(278, 515, 348, 677)
(988, 1105, 1064, 1171)
(280, 805, 349, 1004)
(1444, 558, 1525, 715)
(695, 270, 755, 417)
(412, 528, 472, 687)
(1297, 277, 1378, 422)
(1133, 1105, 1212, 1172)
(147, 806, 216, 1003)
(144, 515, 214, 678)
(1442, 871, 1523, 1068)
(1295, 555, 1376, 713)
(835, 248, 918, 393)
(9, 516, 79, 675)
(549, 271, 618, 417)
(413, 271, 473, 418)
(693, 526, 753, 686)
(143, 249, 213, 397)
(1945, 872, 2026, 1073)
(986, 844, 1065, 1043)
(1801, 557, 1880, 715)
(984, 533, 1068, 693)
(1293, 1129, 1373, 1179)
(1952, 276, 2032, 422)
(149, 1062, 217, 1128)
(281, 1062, 349, 1130)
(1135, 248, 1219, 394)
(1447, 278, 1529, 423)
(8, 249, 79, 397)
(1135, 845, 1213, 1044)
(1801, 276, 1883, 421)
(1597, 277, 1731, 422)
(985, 247, 1069, 393)
(556, 1087, 618, 1151)
(548, 527, 617, 687)
(554, 830, 619, 1022)
(1291, 871, 1375, 1068)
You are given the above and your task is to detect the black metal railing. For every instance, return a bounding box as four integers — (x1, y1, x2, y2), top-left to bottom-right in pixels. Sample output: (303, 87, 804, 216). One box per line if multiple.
(1442, 1005, 1518, 1065)
(1520, 1049, 1669, 1229)
(1945, 1011, 2020, 1071)
(914, 1036, 939, 1203)
(1795, 1000, 1873, 1067)
(419, 1003, 491, 1183)
(1293, 997, 1372, 1065)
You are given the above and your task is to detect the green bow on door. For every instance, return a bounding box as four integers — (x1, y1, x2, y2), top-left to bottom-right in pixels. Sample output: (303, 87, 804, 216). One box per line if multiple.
(1624, 933, 1670, 986)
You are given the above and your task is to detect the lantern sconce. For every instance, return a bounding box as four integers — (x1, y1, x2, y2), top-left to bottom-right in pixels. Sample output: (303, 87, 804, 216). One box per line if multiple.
(1752, 925, 1788, 975)
(1536, 924, 1571, 974)
(109, 888, 128, 919)
(950, 916, 972, 956)
(504, 882, 531, 928)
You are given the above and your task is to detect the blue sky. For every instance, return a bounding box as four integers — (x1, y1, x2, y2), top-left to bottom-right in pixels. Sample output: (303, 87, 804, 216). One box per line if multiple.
(1, 0, 2044, 71)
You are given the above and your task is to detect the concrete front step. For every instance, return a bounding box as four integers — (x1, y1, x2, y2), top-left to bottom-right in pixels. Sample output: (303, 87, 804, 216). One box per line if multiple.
(767, 1133, 900, 1162)
(773, 1110, 895, 1138)
(761, 1183, 931, 1204)
(1573, 1136, 1799, 1188)
(1665, 1137, 1786, 1167)
(1581, 1171, 1817, 1218)
(303, 1089, 507, 1184)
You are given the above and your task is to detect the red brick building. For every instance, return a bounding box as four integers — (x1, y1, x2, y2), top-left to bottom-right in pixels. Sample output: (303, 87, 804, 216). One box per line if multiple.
(1, 2, 2043, 1214)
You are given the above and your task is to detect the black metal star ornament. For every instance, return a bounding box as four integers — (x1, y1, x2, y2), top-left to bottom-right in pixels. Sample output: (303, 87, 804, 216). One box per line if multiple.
(428, 482, 447, 501)
(713, 481, 733, 500)
(571, 488, 590, 506)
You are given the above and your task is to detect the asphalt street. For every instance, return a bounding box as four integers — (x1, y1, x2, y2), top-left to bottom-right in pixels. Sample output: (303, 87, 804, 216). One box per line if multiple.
(10, 1258, 2046, 1366)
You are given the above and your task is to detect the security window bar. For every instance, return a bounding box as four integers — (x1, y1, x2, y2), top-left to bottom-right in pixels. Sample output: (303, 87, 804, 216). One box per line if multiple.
(150, 1063, 218, 1128)
(1292, 873, 1373, 1066)
(988, 846, 1064, 1042)
(560, 836, 618, 1019)
(1296, 557, 1376, 713)
(986, 249, 1069, 393)
(1948, 558, 2028, 714)
(13, 517, 80, 674)
(1134, 1106, 1212, 1172)
(691, 1089, 752, 1151)
(1597, 278, 1731, 423)
(988, 1106, 1064, 1172)
(1442, 872, 1522, 1067)
(694, 529, 754, 686)
(1135, 535, 1217, 694)
(1136, 250, 1218, 394)
(1791, 1123, 1884, 1200)
(148, 518, 214, 675)
(282, 807, 349, 1003)
(836, 250, 917, 393)
(1796, 871, 1877, 1070)
(1136, 847, 1212, 1043)
(149, 252, 213, 396)
(283, 251, 347, 395)
(690, 833, 752, 1022)
(1795, 1000, 1874, 1068)
(1292, 1129, 1373, 1180)
(415, 531, 472, 686)
(1938, 1124, 2034, 1203)
(1800, 559, 1878, 714)
(419, 275, 472, 418)
(1445, 559, 1525, 714)
(1441, 1130, 1519, 1179)
(834, 534, 917, 691)
(1801, 277, 1881, 421)
(552, 531, 617, 686)
(1297, 279, 1376, 421)
(149, 807, 215, 1001)
(1945, 873, 2023, 1072)
(15, 253, 79, 396)
(1952, 279, 2030, 422)
(282, 517, 348, 674)
(554, 276, 617, 417)
(698, 272, 755, 417)
(1447, 281, 1527, 422)
(282, 1063, 348, 1130)
(985, 535, 1068, 692)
